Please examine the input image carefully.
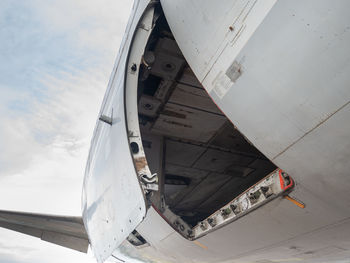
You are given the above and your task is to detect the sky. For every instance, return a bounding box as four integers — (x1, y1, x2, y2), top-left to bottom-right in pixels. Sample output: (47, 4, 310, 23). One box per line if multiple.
(0, 0, 133, 262)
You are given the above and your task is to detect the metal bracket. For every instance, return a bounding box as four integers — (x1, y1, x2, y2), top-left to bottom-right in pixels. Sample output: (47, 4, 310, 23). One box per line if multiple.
(99, 115, 113, 125)
(99, 109, 117, 125)
(141, 173, 159, 191)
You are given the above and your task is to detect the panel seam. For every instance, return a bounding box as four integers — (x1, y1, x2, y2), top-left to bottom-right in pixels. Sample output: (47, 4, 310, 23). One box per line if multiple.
(272, 100, 350, 161)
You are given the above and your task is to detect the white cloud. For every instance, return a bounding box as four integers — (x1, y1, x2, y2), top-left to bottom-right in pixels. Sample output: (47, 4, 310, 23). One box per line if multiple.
(0, 68, 107, 214)
(32, 0, 132, 55)
(0, 0, 133, 262)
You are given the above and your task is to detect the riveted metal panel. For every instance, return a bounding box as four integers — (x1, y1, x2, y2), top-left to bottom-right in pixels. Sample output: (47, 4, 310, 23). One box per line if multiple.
(82, 1, 152, 261)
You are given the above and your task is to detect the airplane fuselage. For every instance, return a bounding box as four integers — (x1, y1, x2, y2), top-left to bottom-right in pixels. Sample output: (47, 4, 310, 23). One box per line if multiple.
(81, 1, 350, 262)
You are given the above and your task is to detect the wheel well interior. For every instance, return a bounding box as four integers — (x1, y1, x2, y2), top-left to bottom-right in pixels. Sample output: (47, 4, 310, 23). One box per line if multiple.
(136, 9, 276, 229)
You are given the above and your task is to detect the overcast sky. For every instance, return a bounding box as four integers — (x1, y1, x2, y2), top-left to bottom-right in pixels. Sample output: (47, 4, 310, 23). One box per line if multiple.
(0, 0, 133, 262)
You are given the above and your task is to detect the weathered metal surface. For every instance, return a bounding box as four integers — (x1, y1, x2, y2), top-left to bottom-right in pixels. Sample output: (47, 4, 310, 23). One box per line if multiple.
(4, 1, 350, 263)
(138, 95, 162, 118)
(0, 210, 88, 253)
(192, 169, 294, 239)
(134, 0, 350, 262)
(169, 83, 222, 114)
(151, 103, 227, 143)
(192, 148, 254, 173)
(161, 0, 276, 82)
(125, 3, 158, 193)
(134, 156, 148, 172)
(82, 1, 152, 261)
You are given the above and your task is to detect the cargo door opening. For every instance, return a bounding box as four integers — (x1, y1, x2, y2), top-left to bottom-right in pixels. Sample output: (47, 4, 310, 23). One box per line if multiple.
(131, 7, 293, 239)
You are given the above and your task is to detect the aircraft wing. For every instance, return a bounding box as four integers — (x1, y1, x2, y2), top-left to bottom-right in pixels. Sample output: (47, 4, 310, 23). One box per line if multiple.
(0, 210, 89, 253)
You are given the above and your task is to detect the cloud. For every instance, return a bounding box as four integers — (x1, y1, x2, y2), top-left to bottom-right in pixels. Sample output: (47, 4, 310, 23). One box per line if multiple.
(0, 68, 108, 215)
(31, 0, 132, 53)
(0, 0, 133, 262)
(0, 0, 132, 177)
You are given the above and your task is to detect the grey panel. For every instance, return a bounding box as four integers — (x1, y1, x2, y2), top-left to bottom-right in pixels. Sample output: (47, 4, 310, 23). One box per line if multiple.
(234, 218, 350, 263)
(151, 52, 185, 80)
(248, 158, 276, 170)
(174, 173, 230, 212)
(165, 140, 206, 167)
(154, 37, 183, 57)
(142, 133, 163, 174)
(169, 84, 222, 114)
(199, 161, 275, 213)
(0, 210, 88, 253)
(164, 184, 188, 200)
(224, 165, 255, 178)
(152, 103, 227, 143)
(164, 164, 210, 206)
(41, 231, 88, 253)
(193, 148, 254, 173)
(150, 38, 185, 81)
(195, 176, 243, 214)
(154, 80, 173, 102)
(178, 67, 202, 87)
(205, 0, 350, 159)
(165, 163, 209, 181)
(138, 95, 162, 118)
(274, 103, 350, 217)
(210, 122, 261, 156)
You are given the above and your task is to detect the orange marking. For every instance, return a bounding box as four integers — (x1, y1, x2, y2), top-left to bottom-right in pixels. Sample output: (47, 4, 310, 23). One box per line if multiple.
(193, 240, 208, 250)
(284, 195, 305, 209)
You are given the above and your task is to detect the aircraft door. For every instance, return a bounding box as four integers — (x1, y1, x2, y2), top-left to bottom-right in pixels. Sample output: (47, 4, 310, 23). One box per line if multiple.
(82, 3, 155, 262)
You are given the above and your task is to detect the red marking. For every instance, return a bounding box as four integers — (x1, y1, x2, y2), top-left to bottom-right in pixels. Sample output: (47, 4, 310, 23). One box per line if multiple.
(279, 169, 294, 191)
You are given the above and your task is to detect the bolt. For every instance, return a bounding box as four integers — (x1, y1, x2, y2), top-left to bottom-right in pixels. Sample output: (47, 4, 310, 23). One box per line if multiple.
(131, 63, 137, 72)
